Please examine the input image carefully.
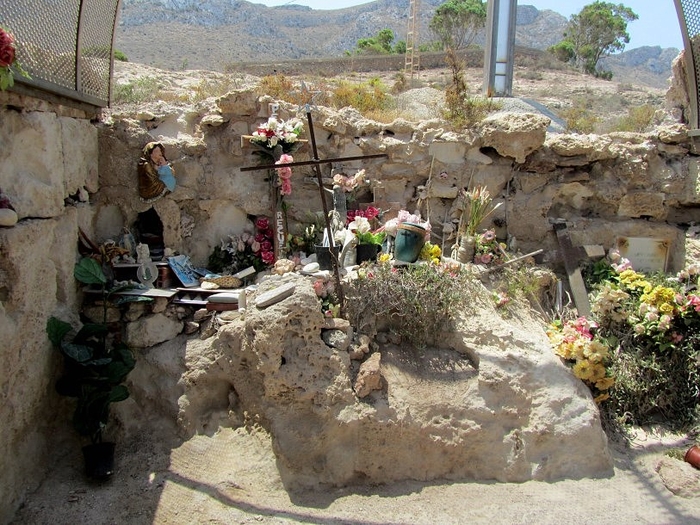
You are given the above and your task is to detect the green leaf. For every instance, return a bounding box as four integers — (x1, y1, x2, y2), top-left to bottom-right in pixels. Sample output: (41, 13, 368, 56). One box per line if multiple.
(46, 317, 72, 347)
(60, 342, 94, 363)
(109, 385, 130, 403)
(74, 257, 107, 286)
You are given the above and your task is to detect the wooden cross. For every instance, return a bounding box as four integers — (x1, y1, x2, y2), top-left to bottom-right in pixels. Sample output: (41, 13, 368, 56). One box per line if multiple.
(241, 103, 387, 315)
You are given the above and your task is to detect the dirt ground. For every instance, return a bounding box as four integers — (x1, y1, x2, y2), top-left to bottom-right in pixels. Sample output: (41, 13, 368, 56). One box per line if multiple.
(10, 422, 700, 525)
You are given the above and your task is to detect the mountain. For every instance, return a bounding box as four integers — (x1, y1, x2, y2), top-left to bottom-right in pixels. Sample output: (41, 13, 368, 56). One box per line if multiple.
(115, 0, 677, 88)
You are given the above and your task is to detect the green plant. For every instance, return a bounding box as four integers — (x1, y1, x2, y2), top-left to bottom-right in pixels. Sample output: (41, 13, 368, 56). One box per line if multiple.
(111, 76, 161, 104)
(569, 255, 700, 430)
(344, 260, 473, 349)
(46, 257, 139, 444)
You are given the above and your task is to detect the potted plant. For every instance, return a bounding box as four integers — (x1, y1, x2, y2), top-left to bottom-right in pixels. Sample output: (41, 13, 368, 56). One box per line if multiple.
(349, 215, 386, 263)
(454, 186, 502, 263)
(46, 257, 139, 479)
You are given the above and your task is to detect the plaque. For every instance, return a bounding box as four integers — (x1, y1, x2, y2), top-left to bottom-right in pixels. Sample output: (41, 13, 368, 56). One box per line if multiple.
(615, 237, 670, 273)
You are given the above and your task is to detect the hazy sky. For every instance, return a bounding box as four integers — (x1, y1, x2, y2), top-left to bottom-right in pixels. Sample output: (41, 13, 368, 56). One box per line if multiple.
(253, 0, 684, 51)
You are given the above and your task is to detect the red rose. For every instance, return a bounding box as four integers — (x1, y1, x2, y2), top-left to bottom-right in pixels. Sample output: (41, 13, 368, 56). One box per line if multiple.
(255, 217, 269, 230)
(261, 240, 273, 252)
(0, 29, 16, 68)
(261, 250, 275, 264)
(364, 206, 380, 220)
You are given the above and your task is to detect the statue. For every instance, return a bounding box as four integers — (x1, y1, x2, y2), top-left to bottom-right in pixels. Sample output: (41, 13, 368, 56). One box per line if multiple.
(137, 142, 176, 203)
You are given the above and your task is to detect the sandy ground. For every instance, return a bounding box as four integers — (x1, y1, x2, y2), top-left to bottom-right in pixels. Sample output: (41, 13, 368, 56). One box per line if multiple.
(10, 423, 700, 525)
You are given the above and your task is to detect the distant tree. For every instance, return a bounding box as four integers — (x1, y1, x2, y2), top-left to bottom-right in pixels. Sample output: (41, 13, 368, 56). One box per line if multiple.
(354, 29, 404, 55)
(548, 1, 638, 77)
(429, 0, 487, 50)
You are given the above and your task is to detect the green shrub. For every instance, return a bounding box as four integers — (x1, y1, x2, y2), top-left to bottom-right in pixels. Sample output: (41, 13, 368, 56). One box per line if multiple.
(111, 76, 161, 104)
(610, 104, 657, 133)
(331, 78, 391, 113)
(344, 261, 479, 349)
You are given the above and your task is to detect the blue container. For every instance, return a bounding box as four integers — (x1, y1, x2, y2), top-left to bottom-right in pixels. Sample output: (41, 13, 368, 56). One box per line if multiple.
(394, 222, 426, 263)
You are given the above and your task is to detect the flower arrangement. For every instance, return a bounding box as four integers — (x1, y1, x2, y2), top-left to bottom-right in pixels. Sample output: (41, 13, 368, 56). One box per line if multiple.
(333, 169, 367, 197)
(312, 276, 340, 317)
(275, 153, 294, 195)
(348, 215, 386, 246)
(384, 209, 432, 241)
(419, 242, 442, 264)
(346, 205, 380, 226)
(473, 229, 507, 265)
(458, 186, 502, 238)
(546, 317, 615, 404)
(575, 251, 700, 427)
(208, 217, 276, 274)
(0, 26, 29, 91)
(250, 116, 304, 157)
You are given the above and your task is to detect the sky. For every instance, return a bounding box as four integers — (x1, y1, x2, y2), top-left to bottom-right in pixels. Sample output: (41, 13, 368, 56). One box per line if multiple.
(253, 0, 684, 51)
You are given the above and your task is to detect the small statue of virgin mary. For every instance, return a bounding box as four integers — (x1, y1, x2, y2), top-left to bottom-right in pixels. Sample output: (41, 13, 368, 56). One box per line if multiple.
(137, 142, 176, 203)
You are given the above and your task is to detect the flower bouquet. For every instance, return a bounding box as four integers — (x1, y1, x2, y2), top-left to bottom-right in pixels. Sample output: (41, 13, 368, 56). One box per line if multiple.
(473, 229, 507, 265)
(250, 116, 304, 160)
(208, 217, 276, 274)
(0, 26, 30, 91)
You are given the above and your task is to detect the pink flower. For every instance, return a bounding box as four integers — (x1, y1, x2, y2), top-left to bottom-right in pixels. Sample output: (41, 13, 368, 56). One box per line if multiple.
(480, 253, 493, 264)
(254, 233, 266, 243)
(481, 230, 496, 242)
(251, 241, 261, 253)
(364, 206, 380, 220)
(0, 28, 16, 68)
(313, 280, 326, 297)
(276, 154, 294, 195)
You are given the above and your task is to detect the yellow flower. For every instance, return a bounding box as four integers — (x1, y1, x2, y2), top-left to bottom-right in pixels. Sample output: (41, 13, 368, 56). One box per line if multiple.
(588, 363, 607, 383)
(572, 360, 594, 381)
(378, 253, 392, 263)
(593, 393, 610, 404)
(595, 377, 615, 391)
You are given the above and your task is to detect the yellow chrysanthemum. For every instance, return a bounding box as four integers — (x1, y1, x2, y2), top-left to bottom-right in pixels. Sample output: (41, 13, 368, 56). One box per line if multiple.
(593, 393, 610, 404)
(378, 253, 392, 263)
(572, 360, 594, 381)
(595, 377, 615, 391)
(588, 363, 607, 383)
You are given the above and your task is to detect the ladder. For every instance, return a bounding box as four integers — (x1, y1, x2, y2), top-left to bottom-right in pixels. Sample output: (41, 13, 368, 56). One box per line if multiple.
(404, 0, 420, 79)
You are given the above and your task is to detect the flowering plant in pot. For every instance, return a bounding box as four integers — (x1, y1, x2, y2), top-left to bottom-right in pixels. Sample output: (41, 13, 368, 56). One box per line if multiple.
(46, 257, 139, 479)
(348, 215, 386, 263)
(454, 186, 502, 263)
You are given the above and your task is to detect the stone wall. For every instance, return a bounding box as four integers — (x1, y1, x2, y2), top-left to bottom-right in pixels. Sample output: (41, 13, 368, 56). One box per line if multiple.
(1, 70, 699, 521)
(0, 91, 99, 523)
(96, 90, 695, 274)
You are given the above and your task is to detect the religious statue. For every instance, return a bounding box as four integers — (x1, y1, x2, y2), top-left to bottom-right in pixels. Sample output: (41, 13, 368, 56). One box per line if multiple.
(137, 142, 176, 203)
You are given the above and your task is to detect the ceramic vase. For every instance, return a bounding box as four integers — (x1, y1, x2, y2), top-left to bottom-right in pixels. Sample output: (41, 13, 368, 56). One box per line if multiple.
(394, 222, 426, 263)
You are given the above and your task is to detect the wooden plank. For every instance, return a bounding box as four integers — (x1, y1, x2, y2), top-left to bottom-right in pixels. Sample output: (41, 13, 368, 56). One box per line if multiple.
(553, 223, 591, 318)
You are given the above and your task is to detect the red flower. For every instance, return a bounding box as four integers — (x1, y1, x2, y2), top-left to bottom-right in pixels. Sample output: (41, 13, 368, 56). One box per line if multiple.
(263, 228, 274, 239)
(261, 240, 273, 252)
(254, 233, 266, 243)
(261, 250, 275, 264)
(255, 217, 269, 230)
(0, 28, 16, 68)
(364, 206, 380, 220)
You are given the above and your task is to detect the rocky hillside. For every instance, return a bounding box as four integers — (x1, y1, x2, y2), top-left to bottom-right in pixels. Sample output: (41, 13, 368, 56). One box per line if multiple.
(115, 0, 678, 89)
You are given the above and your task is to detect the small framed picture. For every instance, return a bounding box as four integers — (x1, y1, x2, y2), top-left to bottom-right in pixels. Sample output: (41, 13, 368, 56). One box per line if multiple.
(167, 255, 200, 288)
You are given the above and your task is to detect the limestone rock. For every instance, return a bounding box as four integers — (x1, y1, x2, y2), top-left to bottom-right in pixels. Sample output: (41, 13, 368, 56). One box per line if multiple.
(125, 313, 184, 348)
(479, 112, 550, 163)
(354, 352, 383, 398)
(322, 329, 350, 351)
(656, 456, 700, 498)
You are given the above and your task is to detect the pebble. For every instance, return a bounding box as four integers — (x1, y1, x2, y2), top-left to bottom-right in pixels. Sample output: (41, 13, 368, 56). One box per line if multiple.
(0, 208, 18, 227)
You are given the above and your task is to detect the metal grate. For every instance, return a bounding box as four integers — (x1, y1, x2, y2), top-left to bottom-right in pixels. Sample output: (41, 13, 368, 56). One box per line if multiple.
(2, 0, 120, 107)
(675, 0, 700, 130)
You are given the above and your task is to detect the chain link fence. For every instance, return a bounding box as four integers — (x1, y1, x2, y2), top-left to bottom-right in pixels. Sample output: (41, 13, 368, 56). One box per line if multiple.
(3, 0, 119, 106)
(676, 0, 700, 129)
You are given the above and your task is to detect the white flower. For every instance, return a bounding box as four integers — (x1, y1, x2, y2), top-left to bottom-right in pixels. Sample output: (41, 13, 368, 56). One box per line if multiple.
(349, 216, 371, 234)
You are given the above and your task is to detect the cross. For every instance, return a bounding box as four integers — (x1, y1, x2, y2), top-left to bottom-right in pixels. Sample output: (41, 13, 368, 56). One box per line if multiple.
(241, 98, 388, 316)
